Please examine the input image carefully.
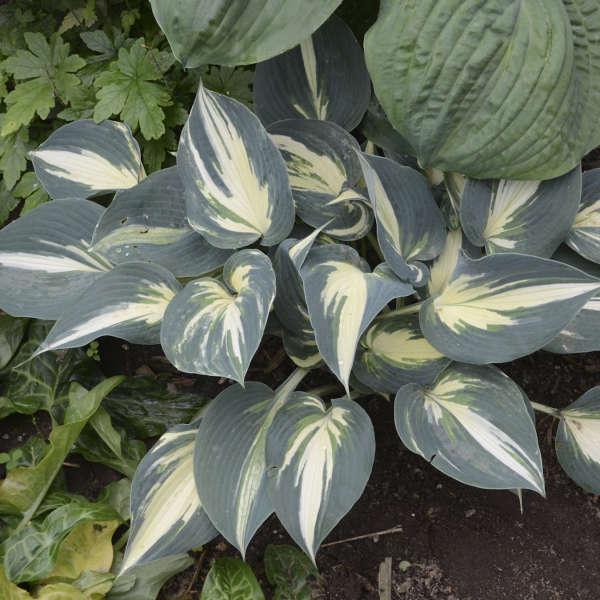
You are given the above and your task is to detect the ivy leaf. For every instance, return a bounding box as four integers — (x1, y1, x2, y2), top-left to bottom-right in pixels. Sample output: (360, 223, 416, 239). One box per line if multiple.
(0, 118, 31, 189)
(93, 39, 172, 140)
(1, 33, 85, 135)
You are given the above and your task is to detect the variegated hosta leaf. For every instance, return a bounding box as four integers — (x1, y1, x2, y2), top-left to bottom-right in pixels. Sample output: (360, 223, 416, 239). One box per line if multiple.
(268, 120, 372, 241)
(161, 250, 275, 384)
(120, 424, 218, 574)
(194, 369, 307, 556)
(34, 262, 181, 355)
(420, 252, 600, 364)
(177, 84, 294, 249)
(300, 244, 414, 392)
(358, 153, 446, 286)
(427, 228, 462, 298)
(460, 166, 581, 257)
(31, 120, 143, 200)
(353, 313, 451, 394)
(395, 364, 545, 494)
(556, 387, 600, 494)
(266, 394, 375, 561)
(282, 328, 322, 369)
(92, 167, 232, 277)
(567, 169, 600, 264)
(254, 15, 370, 131)
(443, 173, 466, 217)
(0, 199, 112, 319)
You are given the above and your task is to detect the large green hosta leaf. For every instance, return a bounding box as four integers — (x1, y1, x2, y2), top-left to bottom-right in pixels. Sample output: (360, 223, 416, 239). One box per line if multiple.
(177, 84, 294, 249)
(120, 424, 217, 573)
(566, 169, 600, 264)
(92, 167, 232, 277)
(460, 166, 581, 257)
(149, 0, 342, 68)
(421, 253, 600, 363)
(556, 387, 600, 494)
(254, 15, 370, 131)
(161, 250, 275, 384)
(268, 120, 372, 241)
(266, 394, 375, 561)
(358, 154, 446, 286)
(300, 244, 414, 392)
(33, 263, 181, 355)
(0, 199, 112, 319)
(395, 364, 544, 493)
(365, 0, 600, 179)
(31, 119, 143, 199)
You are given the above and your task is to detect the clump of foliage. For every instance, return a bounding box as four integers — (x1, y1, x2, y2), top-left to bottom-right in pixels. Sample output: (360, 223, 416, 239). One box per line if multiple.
(2, 0, 600, 594)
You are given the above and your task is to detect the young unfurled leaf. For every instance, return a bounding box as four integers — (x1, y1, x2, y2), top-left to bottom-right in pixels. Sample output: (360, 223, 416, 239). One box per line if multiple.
(200, 557, 265, 600)
(177, 84, 294, 249)
(266, 395, 375, 561)
(254, 15, 370, 131)
(161, 250, 275, 384)
(567, 169, 600, 264)
(31, 119, 143, 200)
(120, 424, 217, 574)
(264, 544, 320, 600)
(395, 364, 545, 494)
(420, 253, 600, 364)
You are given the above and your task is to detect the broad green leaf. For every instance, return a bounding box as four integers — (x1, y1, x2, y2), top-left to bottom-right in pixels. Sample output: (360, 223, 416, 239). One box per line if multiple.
(556, 387, 600, 494)
(149, 0, 342, 68)
(13, 173, 50, 216)
(0, 377, 123, 523)
(34, 263, 181, 355)
(0, 315, 27, 370)
(194, 369, 307, 556)
(71, 570, 116, 599)
(0, 199, 112, 320)
(266, 395, 375, 561)
(420, 252, 600, 364)
(161, 250, 275, 384)
(358, 154, 446, 286)
(1, 502, 121, 583)
(31, 119, 143, 200)
(254, 15, 370, 131)
(567, 169, 600, 264)
(460, 166, 581, 257)
(264, 544, 320, 600)
(97, 479, 131, 521)
(120, 424, 218, 574)
(177, 84, 294, 249)
(268, 120, 372, 241)
(93, 40, 172, 141)
(200, 557, 264, 600)
(395, 364, 545, 494)
(365, 0, 600, 179)
(353, 313, 451, 394)
(0, 181, 19, 227)
(0, 120, 31, 189)
(91, 167, 233, 277)
(300, 244, 413, 392)
(0, 566, 31, 599)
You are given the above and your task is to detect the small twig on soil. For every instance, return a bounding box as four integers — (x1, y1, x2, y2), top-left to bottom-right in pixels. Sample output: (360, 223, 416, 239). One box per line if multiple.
(321, 525, 403, 548)
(177, 550, 206, 599)
(530, 401, 561, 418)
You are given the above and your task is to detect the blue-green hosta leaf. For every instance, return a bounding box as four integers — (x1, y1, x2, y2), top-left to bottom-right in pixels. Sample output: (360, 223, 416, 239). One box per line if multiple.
(200, 557, 265, 600)
(120, 424, 217, 574)
(365, 1, 600, 180)
(34, 263, 181, 355)
(556, 387, 600, 494)
(0, 199, 112, 319)
(460, 166, 581, 257)
(160, 250, 275, 384)
(421, 253, 600, 364)
(31, 119, 143, 200)
(358, 154, 446, 286)
(268, 120, 372, 241)
(177, 84, 294, 249)
(353, 313, 451, 394)
(395, 364, 544, 494)
(266, 394, 375, 561)
(300, 244, 414, 392)
(92, 167, 232, 277)
(282, 328, 322, 370)
(254, 15, 370, 131)
(150, 0, 341, 68)
(566, 169, 600, 264)
(426, 228, 463, 298)
(194, 370, 307, 556)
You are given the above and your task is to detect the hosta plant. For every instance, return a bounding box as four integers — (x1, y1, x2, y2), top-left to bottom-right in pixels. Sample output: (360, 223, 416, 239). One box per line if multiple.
(2, 0, 600, 583)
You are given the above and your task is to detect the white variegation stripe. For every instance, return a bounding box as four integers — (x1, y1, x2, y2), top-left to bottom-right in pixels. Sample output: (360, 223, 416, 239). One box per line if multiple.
(366, 166, 402, 253)
(92, 227, 185, 251)
(366, 326, 444, 364)
(573, 198, 600, 229)
(0, 244, 112, 273)
(297, 37, 329, 119)
(562, 412, 600, 464)
(31, 148, 139, 191)
(427, 228, 461, 297)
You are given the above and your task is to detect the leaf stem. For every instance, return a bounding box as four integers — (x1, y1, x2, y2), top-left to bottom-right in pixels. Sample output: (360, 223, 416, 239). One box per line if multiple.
(530, 402, 561, 418)
(367, 231, 385, 262)
(388, 301, 425, 316)
(275, 367, 310, 398)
